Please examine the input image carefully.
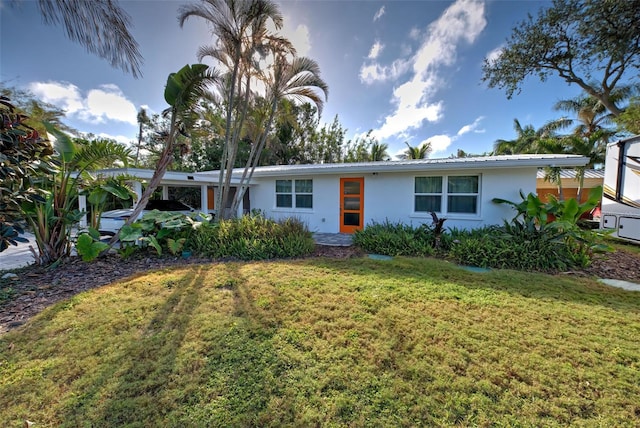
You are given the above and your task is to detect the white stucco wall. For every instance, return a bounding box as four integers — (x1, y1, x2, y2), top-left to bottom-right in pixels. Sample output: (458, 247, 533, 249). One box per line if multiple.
(249, 167, 537, 233)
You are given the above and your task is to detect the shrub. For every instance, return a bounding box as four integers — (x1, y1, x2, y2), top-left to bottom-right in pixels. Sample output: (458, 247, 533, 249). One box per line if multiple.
(353, 220, 434, 257)
(448, 220, 592, 271)
(188, 215, 314, 260)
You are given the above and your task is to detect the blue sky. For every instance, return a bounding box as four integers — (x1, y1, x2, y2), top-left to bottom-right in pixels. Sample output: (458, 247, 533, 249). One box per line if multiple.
(1, 0, 589, 159)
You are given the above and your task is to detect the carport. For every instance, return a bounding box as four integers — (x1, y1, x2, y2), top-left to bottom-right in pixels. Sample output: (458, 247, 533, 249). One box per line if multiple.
(77, 168, 250, 227)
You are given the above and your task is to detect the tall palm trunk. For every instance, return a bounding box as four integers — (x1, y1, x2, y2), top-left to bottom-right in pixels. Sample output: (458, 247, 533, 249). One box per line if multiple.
(231, 100, 277, 213)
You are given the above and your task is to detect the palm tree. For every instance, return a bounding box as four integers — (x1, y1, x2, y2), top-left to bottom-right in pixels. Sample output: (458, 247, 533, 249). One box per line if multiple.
(369, 141, 390, 161)
(230, 54, 328, 213)
(34, 0, 142, 77)
(548, 94, 617, 200)
(492, 119, 552, 155)
(134, 108, 150, 167)
(116, 64, 220, 236)
(400, 141, 431, 159)
(178, 0, 288, 218)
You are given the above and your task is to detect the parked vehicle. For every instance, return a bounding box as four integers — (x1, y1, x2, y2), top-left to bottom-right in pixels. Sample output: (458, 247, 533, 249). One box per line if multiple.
(99, 200, 197, 235)
(601, 135, 640, 243)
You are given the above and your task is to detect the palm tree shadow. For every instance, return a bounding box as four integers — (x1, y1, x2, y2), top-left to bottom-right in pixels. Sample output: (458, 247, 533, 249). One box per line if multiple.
(58, 266, 207, 424)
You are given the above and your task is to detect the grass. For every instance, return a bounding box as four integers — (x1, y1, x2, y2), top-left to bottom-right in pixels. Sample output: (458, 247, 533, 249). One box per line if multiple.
(1, 257, 639, 427)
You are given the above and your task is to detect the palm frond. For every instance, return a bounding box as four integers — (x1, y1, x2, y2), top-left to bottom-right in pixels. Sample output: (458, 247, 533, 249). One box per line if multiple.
(38, 0, 142, 77)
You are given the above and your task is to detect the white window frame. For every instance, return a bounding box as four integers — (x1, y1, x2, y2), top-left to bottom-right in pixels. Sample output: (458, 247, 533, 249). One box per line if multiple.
(275, 179, 313, 210)
(413, 174, 480, 217)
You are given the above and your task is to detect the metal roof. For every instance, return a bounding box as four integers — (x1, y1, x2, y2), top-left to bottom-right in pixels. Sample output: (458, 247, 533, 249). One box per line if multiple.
(196, 154, 589, 179)
(536, 169, 604, 179)
(91, 168, 226, 185)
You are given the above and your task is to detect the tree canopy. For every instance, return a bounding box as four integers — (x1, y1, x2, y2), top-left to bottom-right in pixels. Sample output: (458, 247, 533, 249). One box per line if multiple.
(482, 0, 640, 117)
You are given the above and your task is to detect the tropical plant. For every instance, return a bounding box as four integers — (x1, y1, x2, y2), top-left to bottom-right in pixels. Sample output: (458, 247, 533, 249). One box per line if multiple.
(0, 96, 55, 252)
(492, 119, 553, 155)
(31, 0, 142, 77)
(399, 141, 431, 160)
(179, 0, 289, 219)
(188, 215, 314, 260)
(229, 54, 328, 215)
(544, 94, 619, 200)
(482, 0, 640, 117)
(369, 140, 390, 162)
(134, 108, 150, 166)
(615, 97, 640, 134)
(118, 210, 208, 257)
(21, 130, 132, 265)
(110, 63, 219, 246)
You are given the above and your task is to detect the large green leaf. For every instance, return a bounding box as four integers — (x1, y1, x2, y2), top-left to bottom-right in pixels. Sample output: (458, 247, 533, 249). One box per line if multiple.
(76, 233, 109, 262)
(164, 63, 210, 107)
(44, 122, 75, 163)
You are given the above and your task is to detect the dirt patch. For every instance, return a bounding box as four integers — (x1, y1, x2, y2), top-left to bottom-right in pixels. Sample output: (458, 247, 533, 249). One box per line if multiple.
(0, 245, 637, 334)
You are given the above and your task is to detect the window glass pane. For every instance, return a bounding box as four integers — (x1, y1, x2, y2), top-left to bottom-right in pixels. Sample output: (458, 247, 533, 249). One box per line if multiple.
(344, 181, 360, 195)
(448, 176, 478, 193)
(415, 195, 441, 212)
(295, 195, 313, 209)
(295, 179, 313, 193)
(344, 197, 360, 211)
(276, 180, 292, 193)
(415, 176, 442, 193)
(276, 194, 292, 208)
(448, 195, 477, 213)
(343, 212, 360, 226)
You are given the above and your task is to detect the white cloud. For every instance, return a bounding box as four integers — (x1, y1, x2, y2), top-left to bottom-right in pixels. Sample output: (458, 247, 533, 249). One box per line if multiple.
(485, 45, 503, 65)
(422, 134, 453, 155)
(368, 40, 384, 60)
(28, 81, 138, 125)
(457, 116, 484, 136)
(28, 81, 84, 114)
(369, 0, 487, 140)
(359, 58, 410, 84)
(93, 132, 135, 145)
(280, 17, 311, 57)
(84, 86, 137, 125)
(373, 6, 385, 22)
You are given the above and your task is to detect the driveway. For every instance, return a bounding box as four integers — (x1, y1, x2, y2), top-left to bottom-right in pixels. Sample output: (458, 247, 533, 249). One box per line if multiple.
(1, 233, 37, 271)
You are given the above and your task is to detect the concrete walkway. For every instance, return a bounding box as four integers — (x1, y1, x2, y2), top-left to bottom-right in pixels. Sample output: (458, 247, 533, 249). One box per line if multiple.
(1, 233, 37, 271)
(312, 233, 353, 247)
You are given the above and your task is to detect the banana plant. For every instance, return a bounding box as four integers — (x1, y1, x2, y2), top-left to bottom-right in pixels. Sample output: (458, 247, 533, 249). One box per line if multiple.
(22, 126, 132, 266)
(106, 64, 219, 251)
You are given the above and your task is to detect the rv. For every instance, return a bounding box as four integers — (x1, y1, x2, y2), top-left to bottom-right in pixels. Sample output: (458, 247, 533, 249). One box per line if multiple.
(601, 135, 640, 242)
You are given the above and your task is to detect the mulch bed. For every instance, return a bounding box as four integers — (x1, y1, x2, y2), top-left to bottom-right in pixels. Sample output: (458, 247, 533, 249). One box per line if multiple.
(1, 245, 637, 334)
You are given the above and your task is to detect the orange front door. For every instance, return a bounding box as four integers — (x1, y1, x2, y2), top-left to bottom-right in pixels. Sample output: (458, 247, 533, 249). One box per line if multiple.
(340, 177, 364, 234)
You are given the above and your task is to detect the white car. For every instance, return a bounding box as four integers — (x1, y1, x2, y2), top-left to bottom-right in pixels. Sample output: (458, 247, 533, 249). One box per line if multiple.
(99, 200, 197, 235)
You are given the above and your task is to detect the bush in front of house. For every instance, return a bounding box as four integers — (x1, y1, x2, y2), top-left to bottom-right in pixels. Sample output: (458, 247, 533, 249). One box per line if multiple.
(355, 219, 594, 272)
(448, 221, 592, 271)
(188, 215, 315, 260)
(353, 220, 435, 257)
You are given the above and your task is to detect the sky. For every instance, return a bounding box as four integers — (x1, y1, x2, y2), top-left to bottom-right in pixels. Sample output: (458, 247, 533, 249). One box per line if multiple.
(1, 0, 592, 160)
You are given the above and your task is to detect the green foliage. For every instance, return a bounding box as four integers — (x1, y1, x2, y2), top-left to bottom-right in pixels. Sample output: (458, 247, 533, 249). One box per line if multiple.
(353, 220, 435, 257)
(354, 188, 609, 272)
(15, 126, 132, 265)
(117, 211, 210, 257)
(615, 97, 640, 134)
(0, 96, 55, 252)
(189, 215, 314, 260)
(482, 0, 639, 117)
(448, 223, 591, 271)
(167, 238, 187, 256)
(75, 228, 109, 262)
(0, 223, 28, 252)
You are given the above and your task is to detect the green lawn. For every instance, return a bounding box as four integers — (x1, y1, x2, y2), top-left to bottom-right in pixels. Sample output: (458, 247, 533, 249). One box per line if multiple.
(1, 257, 639, 427)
